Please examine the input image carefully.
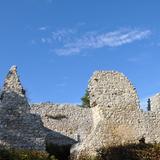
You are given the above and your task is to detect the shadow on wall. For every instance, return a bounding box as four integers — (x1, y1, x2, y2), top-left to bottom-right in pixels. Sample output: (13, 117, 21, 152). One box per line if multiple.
(96, 143, 160, 160)
(45, 128, 77, 160)
(0, 91, 77, 160)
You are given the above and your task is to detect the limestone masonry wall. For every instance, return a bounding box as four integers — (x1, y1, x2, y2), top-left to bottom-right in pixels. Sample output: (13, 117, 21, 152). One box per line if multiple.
(150, 93, 160, 112)
(0, 66, 46, 150)
(31, 103, 93, 145)
(0, 66, 160, 158)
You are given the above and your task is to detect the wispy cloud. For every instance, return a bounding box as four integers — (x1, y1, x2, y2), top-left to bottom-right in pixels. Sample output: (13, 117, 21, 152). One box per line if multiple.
(35, 27, 151, 56)
(54, 29, 151, 56)
(38, 26, 48, 31)
(51, 29, 76, 42)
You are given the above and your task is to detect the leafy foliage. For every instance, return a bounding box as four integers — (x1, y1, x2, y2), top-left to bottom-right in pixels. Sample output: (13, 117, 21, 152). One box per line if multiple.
(81, 89, 90, 108)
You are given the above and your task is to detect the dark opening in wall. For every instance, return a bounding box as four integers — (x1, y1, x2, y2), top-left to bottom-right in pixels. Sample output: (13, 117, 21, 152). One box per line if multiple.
(46, 143, 72, 160)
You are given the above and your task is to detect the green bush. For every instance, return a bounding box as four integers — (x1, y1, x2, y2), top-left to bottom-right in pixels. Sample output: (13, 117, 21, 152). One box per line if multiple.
(81, 89, 90, 108)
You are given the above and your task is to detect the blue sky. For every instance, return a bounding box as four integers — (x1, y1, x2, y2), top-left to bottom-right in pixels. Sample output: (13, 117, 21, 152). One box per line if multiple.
(0, 0, 160, 109)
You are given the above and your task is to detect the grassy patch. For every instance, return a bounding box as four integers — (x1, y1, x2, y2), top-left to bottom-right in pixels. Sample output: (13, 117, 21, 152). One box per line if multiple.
(1, 143, 160, 160)
(77, 143, 160, 160)
(0, 148, 57, 160)
(97, 143, 160, 160)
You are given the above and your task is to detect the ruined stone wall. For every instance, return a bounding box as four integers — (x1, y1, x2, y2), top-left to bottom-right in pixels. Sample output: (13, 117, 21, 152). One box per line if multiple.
(71, 71, 160, 159)
(143, 111, 160, 143)
(88, 71, 140, 109)
(0, 66, 47, 150)
(150, 93, 160, 112)
(1, 66, 160, 159)
(0, 66, 93, 150)
(31, 103, 93, 145)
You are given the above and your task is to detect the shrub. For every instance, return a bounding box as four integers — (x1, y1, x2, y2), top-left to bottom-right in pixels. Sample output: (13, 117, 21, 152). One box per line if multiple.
(81, 89, 90, 108)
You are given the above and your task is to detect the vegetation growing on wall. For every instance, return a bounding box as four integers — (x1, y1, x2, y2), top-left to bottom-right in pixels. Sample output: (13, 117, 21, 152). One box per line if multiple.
(81, 89, 90, 108)
(78, 143, 160, 160)
(0, 148, 57, 160)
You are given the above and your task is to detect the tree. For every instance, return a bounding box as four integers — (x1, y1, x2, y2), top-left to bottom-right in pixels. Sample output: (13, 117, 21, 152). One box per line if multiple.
(147, 98, 151, 111)
(81, 89, 90, 108)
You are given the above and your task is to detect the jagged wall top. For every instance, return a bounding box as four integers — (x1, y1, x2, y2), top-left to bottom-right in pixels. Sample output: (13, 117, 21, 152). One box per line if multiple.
(0, 66, 29, 114)
(150, 93, 160, 112)
(88, 71, 140, 110)
(2, 65, 25, 96)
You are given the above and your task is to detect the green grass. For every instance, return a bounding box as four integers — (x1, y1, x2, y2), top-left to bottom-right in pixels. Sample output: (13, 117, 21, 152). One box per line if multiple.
(1, 143, 160, 160)
(78, 143, 160, 160)
(0, 148, 57, 160)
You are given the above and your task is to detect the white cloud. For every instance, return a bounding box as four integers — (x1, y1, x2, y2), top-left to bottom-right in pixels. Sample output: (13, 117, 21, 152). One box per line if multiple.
(54, 29, 151, 56)
(36, 27, 151, 56)
(52, 29, 76, 42)
(54, 47, 80, 56)
(41, 38, 46, 43)
(38, 26, 48, 31)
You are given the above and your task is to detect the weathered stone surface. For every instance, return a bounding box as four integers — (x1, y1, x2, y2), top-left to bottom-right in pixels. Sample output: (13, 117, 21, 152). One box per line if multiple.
(150, 93, 160, 112)
(0, 66, 47, 150)
(31, 103, 93, 145)
(0, 66, 160, 159)
(143, 111, 160, 143)
(88, 71, 139, 110)
(30, 104, 93, 158)
(70, 71, 160, 159)
(0, 65, 29, 114)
